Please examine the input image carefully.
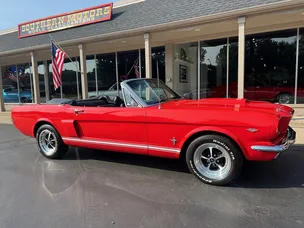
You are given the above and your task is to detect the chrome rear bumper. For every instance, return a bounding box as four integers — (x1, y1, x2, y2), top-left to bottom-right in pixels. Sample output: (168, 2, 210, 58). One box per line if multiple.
(251, 127, 296, 154)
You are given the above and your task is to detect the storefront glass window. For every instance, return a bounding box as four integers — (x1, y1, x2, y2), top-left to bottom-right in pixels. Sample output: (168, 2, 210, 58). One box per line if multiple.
(117, 50, 140, 81)
(37, 61, 46, 102)
(173, 42, 198, 98)
(86, 55, 97, 97)
(94, 53, 117, 98)
(297, 28, 304, 104)
(200, 38, 228, 99)
(244, 29, 297, 104)
(228, 37, 239, 98)
(152, 47, 166, 82)
(137, 47, 165, 81)
(48, 57, 81, 99)
(62, 57, 80, 99)
(2, 63, 34, 104)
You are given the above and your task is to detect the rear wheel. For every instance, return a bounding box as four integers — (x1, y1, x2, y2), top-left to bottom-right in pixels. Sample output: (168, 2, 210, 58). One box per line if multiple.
(186, 134, 243, 186)
(36, 124, 69, 159)
(21, 97, 28, 103)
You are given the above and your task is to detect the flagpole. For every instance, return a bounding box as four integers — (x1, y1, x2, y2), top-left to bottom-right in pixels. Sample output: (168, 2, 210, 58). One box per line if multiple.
(138, 49, 142, 78)
(49, 34, 80, 99)
(126, 57, 139, 77)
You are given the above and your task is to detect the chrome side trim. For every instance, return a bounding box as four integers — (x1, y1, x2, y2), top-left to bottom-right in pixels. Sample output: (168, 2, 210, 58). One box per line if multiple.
(62, 137, 180, 154)
(149, 146, 180, 153)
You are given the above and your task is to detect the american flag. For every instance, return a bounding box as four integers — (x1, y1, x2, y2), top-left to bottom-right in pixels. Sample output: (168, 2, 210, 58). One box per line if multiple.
(6, 72, 17, 82)
(134, 59, 140, 78)
(51, 42, 66, 90)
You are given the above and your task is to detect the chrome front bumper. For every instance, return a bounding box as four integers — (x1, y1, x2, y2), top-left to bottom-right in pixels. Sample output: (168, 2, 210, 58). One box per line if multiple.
(251, 127, 296, 154)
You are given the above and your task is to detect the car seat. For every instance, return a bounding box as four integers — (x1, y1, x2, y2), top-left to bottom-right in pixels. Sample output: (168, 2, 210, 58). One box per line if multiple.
(113, 96, 125, 107)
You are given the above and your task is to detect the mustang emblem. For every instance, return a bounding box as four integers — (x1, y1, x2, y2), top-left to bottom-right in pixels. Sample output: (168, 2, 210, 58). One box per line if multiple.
(247, 128, 259, 133)
(170, 137, 177, 145)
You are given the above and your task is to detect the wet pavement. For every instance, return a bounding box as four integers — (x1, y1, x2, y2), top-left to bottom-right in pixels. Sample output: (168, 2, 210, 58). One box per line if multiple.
(0, 124, 303, 228)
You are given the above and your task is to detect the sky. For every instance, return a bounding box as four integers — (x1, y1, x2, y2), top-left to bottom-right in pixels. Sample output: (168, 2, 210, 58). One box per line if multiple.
(0, 0, 117, 30)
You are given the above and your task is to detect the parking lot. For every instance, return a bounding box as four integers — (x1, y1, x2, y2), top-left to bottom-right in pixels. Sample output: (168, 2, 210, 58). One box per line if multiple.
(0, 123, 303, 228)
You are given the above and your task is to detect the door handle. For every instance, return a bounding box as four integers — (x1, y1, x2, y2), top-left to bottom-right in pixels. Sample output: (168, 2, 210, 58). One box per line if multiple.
(74, 109, 84, 115)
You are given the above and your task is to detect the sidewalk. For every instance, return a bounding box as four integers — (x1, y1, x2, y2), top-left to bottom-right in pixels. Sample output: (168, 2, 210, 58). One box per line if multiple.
(0, 112, 12, 124)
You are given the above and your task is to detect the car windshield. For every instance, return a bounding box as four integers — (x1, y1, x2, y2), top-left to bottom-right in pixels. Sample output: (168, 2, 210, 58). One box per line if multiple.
(124, 78, 182, 105)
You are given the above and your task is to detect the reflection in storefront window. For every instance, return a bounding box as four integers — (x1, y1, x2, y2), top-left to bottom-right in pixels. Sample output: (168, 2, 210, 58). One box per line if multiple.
(173, 42, 198, 98)
(118, 50, 140, 81)
(244, 29, 297, 104)
(48, 58, 81, 99)
(173, 39, 238, 100)
(2, 63, 34, 104)
(200, 38, 228, 99)
(137, 47, 166, 81)
(87, 55, 97, 97)
(85, 47, 165, 99)
(152, 47, 165, 82)
(37, 61, 48, 102)
(96, 53, 116, 91)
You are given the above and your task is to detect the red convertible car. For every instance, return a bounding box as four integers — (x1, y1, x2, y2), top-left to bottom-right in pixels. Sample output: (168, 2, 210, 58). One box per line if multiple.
(11, 78, 296, 186)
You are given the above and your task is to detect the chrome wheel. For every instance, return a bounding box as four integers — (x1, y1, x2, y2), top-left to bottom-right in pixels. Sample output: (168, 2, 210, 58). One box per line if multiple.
(193, 143, 232, 181)
(38, 129, 58, 156)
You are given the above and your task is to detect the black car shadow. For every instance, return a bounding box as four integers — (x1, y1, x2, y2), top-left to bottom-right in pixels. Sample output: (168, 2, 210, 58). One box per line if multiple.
(231, 144, 304, 189)
(62, 145, 304, 189)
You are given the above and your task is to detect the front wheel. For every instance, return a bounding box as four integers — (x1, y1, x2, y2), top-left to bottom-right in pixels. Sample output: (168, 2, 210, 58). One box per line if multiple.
(186, 134, 243, 186)
(36, 124, 69, 159)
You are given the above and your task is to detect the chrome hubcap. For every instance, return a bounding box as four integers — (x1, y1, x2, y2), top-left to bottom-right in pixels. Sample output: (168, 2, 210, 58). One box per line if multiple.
(193, 143, 232, 180)
(279, 95, 289, 104)
(38, 129, 57, 156)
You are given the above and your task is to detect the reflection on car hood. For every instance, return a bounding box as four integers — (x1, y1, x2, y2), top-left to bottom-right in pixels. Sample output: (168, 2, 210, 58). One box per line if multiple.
(161, 98, 294, 116)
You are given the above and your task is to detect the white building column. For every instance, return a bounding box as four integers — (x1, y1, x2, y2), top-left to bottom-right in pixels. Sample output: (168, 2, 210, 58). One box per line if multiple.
(30, 52, 40, 104)
(43, 61, 50, 102)
(165, 44, 174, 89)
(144, 33, 152, 78)
(238, 17, 246, 99)
(0, 65, 5, 111)
(79, 44, 88, 99)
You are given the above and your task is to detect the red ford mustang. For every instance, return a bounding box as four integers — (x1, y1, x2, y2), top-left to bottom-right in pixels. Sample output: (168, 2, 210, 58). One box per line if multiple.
(11, 78, 296, 186)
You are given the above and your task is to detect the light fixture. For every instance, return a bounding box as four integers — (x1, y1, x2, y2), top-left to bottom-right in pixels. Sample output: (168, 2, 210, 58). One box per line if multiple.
(194, 28, 201, 32)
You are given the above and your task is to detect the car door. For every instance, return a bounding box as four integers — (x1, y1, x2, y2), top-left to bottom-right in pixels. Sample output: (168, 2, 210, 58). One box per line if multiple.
(62, 96, 148, 156)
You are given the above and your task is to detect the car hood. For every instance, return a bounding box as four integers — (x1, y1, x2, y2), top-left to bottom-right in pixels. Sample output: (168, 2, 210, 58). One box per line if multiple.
(162, 98, 294, 117)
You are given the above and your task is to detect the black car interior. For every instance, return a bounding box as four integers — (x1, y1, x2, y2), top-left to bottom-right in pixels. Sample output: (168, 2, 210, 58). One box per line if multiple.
(63, 96, 125, 107)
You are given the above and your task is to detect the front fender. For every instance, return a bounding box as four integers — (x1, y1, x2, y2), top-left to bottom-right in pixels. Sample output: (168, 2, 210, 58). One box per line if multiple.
(178, 126, 247, 158)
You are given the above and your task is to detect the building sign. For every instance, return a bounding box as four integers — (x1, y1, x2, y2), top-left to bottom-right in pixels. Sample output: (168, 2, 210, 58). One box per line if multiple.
(18, 3, 113, 38)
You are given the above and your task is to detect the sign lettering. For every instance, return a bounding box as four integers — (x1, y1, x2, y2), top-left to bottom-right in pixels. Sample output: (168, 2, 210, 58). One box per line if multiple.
(18, 3, 113, 38)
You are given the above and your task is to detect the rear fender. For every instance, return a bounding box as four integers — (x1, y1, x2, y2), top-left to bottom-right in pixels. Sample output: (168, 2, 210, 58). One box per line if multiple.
(34, 118, 78, 139)
(178, 126, 247, 158)
(34, 118, 63, 138)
